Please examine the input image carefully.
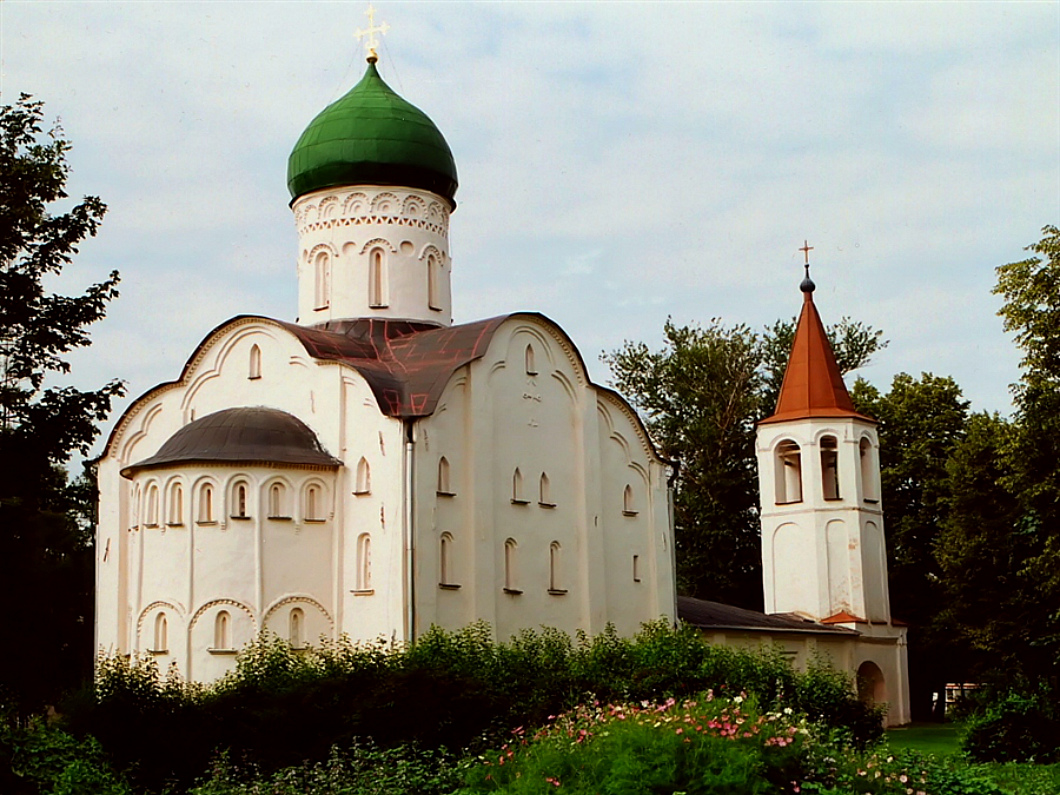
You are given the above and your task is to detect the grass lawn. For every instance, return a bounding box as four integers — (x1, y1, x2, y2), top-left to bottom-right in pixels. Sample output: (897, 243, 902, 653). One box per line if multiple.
(885, 722, 961, 756)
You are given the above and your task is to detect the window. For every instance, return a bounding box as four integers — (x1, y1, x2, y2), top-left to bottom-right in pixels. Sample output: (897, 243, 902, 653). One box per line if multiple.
(268, 483, 287, 519)
(145, 484, 159, 527)
(504, 538, 520, 593)
(427, 253, 441, 310)
(198, 483, 215, 523)
(622, 484, 637, 516)
(820, 435, 840, 500)
(305, 485, 324, 521)
(289, 608, 304, 648)
(354, 458, 371, 495)
(511, 468, 527, 504)
(524, 344, 537, 375)
(356, 533, 372, 591)
(633, 554, 641, 583)
(167, 482, 183, 525)
(860, 438, 879, 503)
(549, 541, 564, 593)
(249, 344, 262, 379)
(369, 248, 387, 307)
(439, 532, 454, 586)
(437, 456, 453, 495)
(775, 440, 803, 504)
(314, 250, 330, 309)
(232, 482, 249, 519)
(539, 472, 554, 506)
(214, 611, 231, 650)
(154, 612, 168, 652)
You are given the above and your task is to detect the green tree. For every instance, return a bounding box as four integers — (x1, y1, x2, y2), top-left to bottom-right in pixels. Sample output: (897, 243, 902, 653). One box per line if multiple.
(991, 224, 1060, 679)
(0, 95, 123, 715)
(933, 412, 1023, 678)
(604, 316, 884, 608)
(850, 372, 969, 719)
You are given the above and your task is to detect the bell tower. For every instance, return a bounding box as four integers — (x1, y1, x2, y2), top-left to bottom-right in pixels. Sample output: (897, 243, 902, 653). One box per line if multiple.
(756, 253, 891, 624)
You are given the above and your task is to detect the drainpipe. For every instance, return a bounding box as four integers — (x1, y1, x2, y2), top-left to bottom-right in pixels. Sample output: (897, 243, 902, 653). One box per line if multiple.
(403, 420, 416, 642)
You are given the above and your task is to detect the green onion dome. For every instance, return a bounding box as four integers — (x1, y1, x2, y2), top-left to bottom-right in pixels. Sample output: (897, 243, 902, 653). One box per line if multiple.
(287, 62, 458, 205)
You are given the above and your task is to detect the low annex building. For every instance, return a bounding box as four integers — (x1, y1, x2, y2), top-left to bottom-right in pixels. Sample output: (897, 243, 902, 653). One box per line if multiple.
(95, 52, 676, 685)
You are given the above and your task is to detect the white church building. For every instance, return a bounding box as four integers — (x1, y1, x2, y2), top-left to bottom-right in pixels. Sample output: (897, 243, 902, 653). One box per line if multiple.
(95, 42, 908, 724)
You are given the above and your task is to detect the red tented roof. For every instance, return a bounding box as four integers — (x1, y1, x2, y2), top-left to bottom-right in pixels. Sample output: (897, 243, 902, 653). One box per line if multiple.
(760, 291, 873, 425)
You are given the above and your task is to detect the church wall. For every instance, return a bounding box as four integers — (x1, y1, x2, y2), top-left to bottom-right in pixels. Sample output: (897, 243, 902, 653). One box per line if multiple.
(293, 186, 452, 326)
(410, 317, 675, 643)
(338, 378, 407, 643)
(99, 320, 403, 671)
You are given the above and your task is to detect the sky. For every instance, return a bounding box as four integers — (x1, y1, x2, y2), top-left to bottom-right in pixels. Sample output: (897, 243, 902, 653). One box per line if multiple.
(2, 1, 1058, 458)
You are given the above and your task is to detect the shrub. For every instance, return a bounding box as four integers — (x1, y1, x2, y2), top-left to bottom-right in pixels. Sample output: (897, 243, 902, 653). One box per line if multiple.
(62, 622, 882, 791)
(959, 679, 1060, 763)
(1, 718, 130, 795)
(458, 693, 810, 794)
(189, 742, 460, 795)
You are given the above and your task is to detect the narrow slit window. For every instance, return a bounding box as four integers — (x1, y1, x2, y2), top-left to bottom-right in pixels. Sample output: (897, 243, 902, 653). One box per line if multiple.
(512, 468, 526, 503)
(249, 344, 262, 379)
(427, 253, 441, 310)
(289, 608, 304, 647)
(314, 251, 330, 309)
(168, 483, 183, 525)
(622, 484, 637, 515)
(232, 483, 249, 519)
(633, 554, 641, 583)
(268, 483, 286, 518)
(437, 456, 452, 495)
(355, 458, 371, 495)
(214, 611, 230, 650)
(154, 612, 168, 652)
(198, 483, 214, 523)
(145, 485, 159, 527)
(440, 532, 453, 585)
(539, 472, 553, 506)
(356, 533, 372, 590)
(305, 485, 323, 521)
(821, 436, 840, 500)
(524, 344, 537, 375)
(775, 440, 803, 504)
(504, 538, 519, 592)
(369, 248, 387, 308)
(549, 541, 562, 591)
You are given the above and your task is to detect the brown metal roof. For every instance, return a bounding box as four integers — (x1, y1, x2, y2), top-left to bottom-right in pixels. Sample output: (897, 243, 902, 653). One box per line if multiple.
(121, 407, 342, 478)
(276, 315, 514, 418)
(760, 288, 874, 426)
(677, 596, 859, 636)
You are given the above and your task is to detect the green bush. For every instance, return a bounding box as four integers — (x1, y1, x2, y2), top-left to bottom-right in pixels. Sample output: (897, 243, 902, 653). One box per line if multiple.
(458, 693, 809, 794)
(1, 718, 130, 795)
(61, 622, 882, 792)
(959, 680, 1060, 763)
(189, 742, 460, 795)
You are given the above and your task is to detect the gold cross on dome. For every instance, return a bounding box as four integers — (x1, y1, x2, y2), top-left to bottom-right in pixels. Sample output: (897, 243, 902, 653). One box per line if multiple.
(799, 240, 814, 265)
(355, 4, 389, 63)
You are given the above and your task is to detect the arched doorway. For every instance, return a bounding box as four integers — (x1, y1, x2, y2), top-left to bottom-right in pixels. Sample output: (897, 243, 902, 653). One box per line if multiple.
(857, 661, 887, 707)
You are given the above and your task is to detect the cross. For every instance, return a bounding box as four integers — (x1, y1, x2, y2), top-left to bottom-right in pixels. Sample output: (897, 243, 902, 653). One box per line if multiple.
(799, 240, 814, 265)
(355, 4, 389, 63)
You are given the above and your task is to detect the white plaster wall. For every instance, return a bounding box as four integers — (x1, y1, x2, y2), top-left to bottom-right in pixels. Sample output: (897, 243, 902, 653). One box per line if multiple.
(757, 418, 886, 622)
(292, 186, 452, 326)
(411, 316, 675, 642)
(98, 318, 405, 680)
